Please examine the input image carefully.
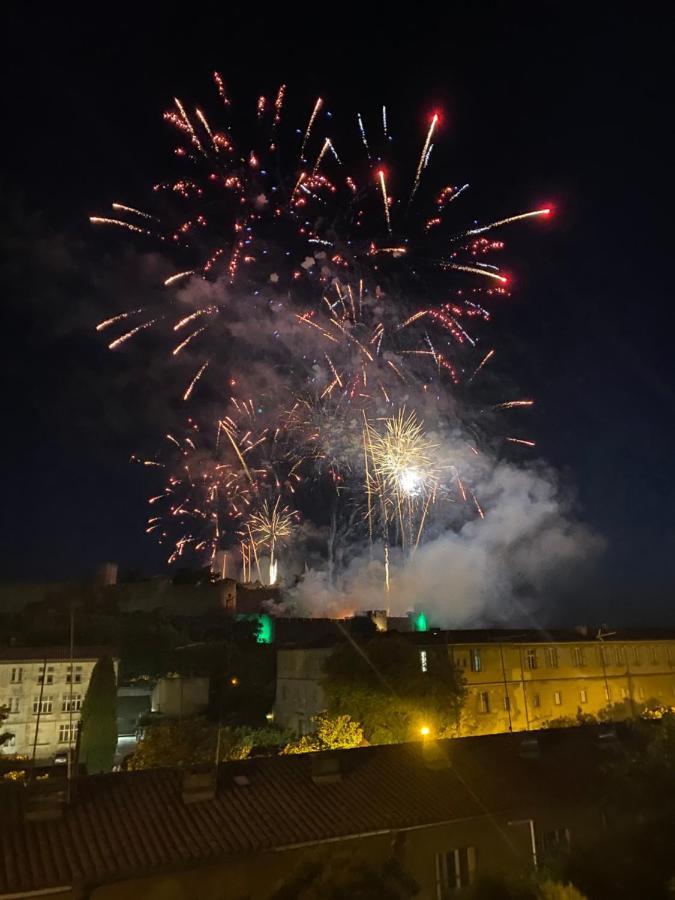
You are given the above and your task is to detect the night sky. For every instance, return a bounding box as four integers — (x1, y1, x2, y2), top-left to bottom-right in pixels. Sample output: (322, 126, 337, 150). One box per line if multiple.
(2, 7, 673, 623)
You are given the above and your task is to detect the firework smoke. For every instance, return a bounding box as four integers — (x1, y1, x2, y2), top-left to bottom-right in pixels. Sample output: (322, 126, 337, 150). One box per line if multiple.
(289, 459, 604, 625)
(90, 76, 600, 618)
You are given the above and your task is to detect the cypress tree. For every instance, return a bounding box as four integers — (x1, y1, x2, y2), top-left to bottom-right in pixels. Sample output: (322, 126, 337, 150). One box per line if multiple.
(78, 655, 117, 773)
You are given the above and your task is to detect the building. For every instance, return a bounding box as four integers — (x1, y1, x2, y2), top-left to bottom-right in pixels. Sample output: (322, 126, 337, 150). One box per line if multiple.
(150, 675, 209, 718)
(0, 728, 625, 899)
(0, 647, 116, 761)
(274, 628, 675, 735)
(275, 642, 334, 734)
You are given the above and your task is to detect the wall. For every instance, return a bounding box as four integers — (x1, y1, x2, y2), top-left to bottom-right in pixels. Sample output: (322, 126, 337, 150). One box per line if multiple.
(454, 639, 675, 736)
(84, 795, 605, 899)
(151, 676, 210, 718)
(274, 639, 675, 737)
(0, 657, 115, 760)
(273, 648, 332, 733)
(87, 817, 531, 900)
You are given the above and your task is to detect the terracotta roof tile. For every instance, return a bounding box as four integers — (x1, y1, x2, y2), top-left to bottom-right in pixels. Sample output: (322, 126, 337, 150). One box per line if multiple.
(0, 728, 612, 894)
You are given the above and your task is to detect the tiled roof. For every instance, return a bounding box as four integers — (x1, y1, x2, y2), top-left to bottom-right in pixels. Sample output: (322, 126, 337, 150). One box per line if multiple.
(0, 646, 117, 663)
(279, 626, 675, 650)
(0, 728, 611, 895)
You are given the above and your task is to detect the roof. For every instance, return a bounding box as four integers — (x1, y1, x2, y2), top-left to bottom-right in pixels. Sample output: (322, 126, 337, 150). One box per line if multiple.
(278, 626, 675, 651)
(0, 727, 616, 895)
(0, 646, 117, 663)
(416, 627, 675, 645)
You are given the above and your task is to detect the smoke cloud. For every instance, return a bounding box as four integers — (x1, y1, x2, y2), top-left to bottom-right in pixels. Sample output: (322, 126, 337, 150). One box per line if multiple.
(287, 458, 605, 626)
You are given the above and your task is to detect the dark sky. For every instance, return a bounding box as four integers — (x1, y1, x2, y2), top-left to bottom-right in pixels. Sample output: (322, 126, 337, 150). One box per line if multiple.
(2, 6, 674, 622)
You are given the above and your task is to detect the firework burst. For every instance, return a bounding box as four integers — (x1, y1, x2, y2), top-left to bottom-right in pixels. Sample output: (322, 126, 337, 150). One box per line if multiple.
(243, 497, 297, 585)
(92, 76, 550, 582)
(142, 402, 303, 567)
(92, 74, 550, 413)
(363, 409, 446, 590)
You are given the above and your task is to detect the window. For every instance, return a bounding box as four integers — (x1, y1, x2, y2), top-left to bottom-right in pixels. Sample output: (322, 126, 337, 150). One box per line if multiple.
(614, 646, 626, 666)
(470, 648, 482, 673)
(554, 690, 562, 706)
(32, 696, 53, 715)
(604, 686, 612, 702)
(10, 667, 22, 683)
(478, 691, 490, 714)
(599, 646, 610, 666)
(5, 697, 20, 714)
(62, 694, 82, 712)
(66, 665, 83, 684)
(637, 686, 645, 700)
(546, 647, 559, 668)
(436, 847, 477, 895)
(579, 688, 588, 704)
(621, 687, 629, 699)
(532, 693, 541, 708)
(503, 695, 510, 711)
(632, 647, 641, 666)
(58, 724, 76, 744)
(572, 647, 586, 667)
(526, 648, 538, 670)
(650, 647, 659, 665)
(420, 650, 428, 673)
(38, 666, 55, 685)
(3, 734, 16, 749)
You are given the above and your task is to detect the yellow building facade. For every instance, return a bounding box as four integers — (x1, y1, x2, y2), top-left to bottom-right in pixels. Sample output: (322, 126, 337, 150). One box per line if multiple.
(274, 631, 675, 736)
(445, 634, 675, 734)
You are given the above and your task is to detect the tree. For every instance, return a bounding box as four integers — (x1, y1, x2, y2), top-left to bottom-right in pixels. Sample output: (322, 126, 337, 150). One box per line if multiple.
(78, 655, 117, 774)
(321, 634, 465, 744)
(605, 711, 675, 813)
(127, 718, 293, 769)
(551, 714, 675, 900)
(127, 717, 215, 769)
(282, 714, 364, 754)
(267, 854, 418, 900)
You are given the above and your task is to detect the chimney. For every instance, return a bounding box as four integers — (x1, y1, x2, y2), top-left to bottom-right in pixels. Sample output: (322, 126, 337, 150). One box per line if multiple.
(422, 741, 452, 771)
(95, 562, 118, 587)
(218, 578, 237, 614)
(310, 753, 342, 784)
(596, 726, 618, 749)
(358, 610, 388, 632)
(181, 768, 217, 804)
(24, 778, 67, 822)
(518, 737, 541, 759)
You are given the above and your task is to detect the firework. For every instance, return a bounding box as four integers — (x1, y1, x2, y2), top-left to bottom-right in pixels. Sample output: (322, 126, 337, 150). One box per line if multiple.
(364, 409, 445, 577)
(143, 402, 303, 567)
(91, 77, 548, 577)
(244, 497, 297, 585)
(367, 409, 440, 500)
(91, 74, 549, 411)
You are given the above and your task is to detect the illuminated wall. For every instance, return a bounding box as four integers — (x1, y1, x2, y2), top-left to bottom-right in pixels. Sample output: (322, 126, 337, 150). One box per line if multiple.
(274, 638, 675, 736)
